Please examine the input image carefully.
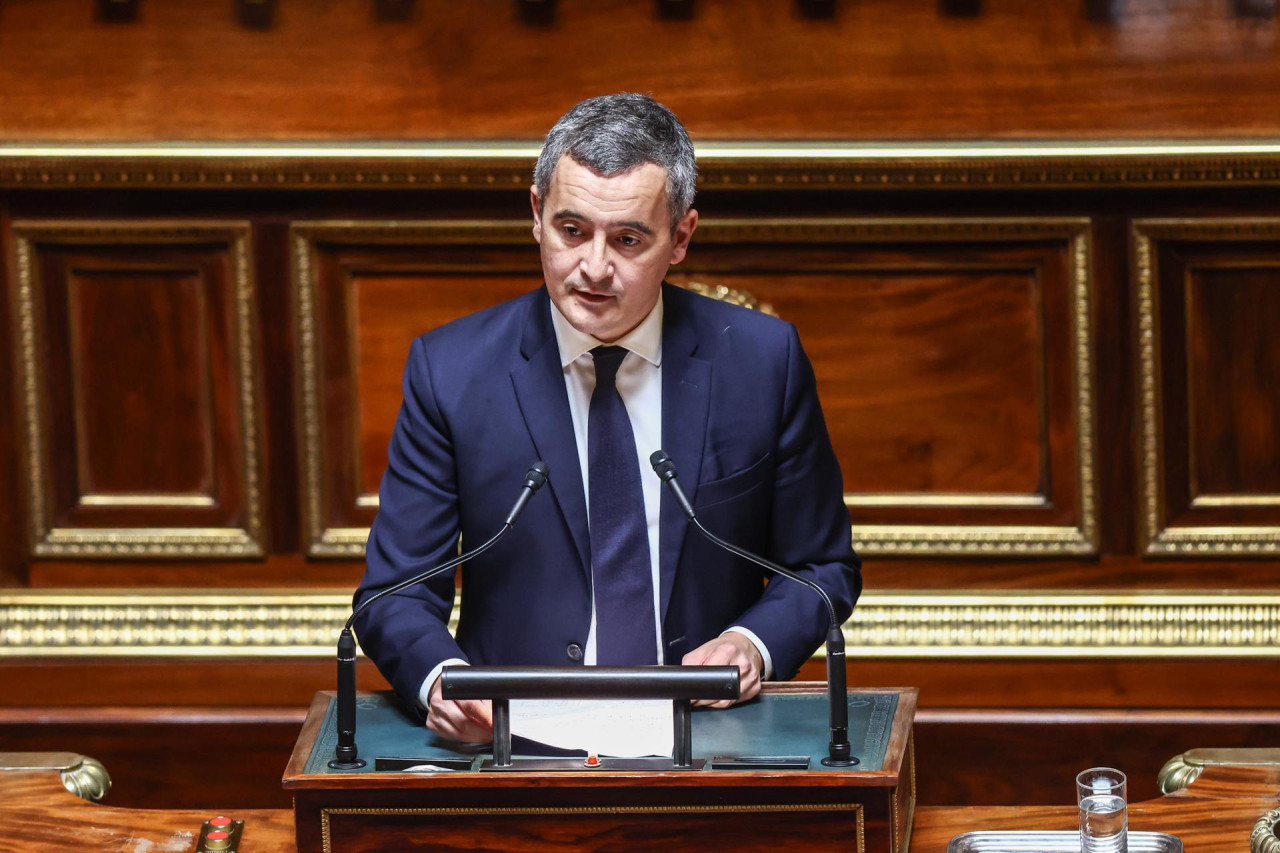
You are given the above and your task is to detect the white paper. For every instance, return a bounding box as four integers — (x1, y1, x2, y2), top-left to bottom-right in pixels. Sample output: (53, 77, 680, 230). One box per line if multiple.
(509, 698, 674, 757)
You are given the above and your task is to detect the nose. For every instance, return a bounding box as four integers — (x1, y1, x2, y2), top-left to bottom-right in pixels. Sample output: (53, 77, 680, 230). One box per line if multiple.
(578, 235, 613, 285)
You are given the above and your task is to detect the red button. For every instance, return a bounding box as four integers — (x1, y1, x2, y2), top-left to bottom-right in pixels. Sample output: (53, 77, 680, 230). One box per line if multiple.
(584, 755, 600, 767)
(207, 832, 229, 841)
(210, 817, 232, 828)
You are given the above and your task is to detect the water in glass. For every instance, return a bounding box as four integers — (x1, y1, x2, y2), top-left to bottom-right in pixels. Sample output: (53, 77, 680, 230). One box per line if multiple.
(1079, 793, 1128, 853)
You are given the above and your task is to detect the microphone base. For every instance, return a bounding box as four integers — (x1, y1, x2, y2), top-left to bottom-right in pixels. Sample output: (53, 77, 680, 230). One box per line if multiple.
(820, 754, 860, 768)
(327, 757, 367, 770)
(821, 739, 859, 768)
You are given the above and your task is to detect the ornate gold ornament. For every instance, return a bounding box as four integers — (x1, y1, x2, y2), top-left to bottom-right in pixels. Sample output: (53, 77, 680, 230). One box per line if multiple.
(0, 752, 112, 802)
(1253, 807, 1280, 853)
(1158, 748, 1280, 795)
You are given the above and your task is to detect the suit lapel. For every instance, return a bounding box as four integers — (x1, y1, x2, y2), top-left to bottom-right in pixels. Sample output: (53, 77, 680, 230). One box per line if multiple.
(510, 289, 590, 577)
(659, 284, 712, 623)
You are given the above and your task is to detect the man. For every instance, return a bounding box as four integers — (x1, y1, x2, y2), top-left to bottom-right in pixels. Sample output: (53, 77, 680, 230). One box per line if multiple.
(354, 93, 860, 743)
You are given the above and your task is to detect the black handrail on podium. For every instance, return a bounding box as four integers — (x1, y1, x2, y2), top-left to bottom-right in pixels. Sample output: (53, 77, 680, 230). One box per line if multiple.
(441, 665, 740, 771)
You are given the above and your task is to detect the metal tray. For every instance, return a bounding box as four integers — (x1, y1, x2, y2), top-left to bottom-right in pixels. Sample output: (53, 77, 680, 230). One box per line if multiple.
(948, 831, 1183, 852)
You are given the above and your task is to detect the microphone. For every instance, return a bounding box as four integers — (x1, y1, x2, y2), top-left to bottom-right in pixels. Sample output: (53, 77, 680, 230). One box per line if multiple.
(649, 450, 856, 767)
(328, 461, 550, 770)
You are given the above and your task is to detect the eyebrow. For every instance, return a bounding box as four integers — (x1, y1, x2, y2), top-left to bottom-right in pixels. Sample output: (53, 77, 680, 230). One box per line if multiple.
(552, 210, 656, 237)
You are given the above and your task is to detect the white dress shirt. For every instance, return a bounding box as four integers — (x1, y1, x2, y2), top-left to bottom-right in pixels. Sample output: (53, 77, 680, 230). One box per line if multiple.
(417, 293, 771, 709)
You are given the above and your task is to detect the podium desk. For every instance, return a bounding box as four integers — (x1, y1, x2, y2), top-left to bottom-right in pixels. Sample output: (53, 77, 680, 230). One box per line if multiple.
(282, 684, 917, 853)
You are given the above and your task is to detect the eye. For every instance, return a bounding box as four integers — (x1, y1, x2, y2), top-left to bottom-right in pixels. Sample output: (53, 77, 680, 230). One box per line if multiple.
(562, 223, 581, 238)
(618, 234, 642, 248)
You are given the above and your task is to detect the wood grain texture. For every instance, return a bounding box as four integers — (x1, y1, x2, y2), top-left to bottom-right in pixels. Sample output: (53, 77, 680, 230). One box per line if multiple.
(1185, 259, 1280, 501)
(1142, 227, 1280, 549)
(2, 0, 1280, 140)
(300, 229, 539, 541)
(13, 224, 262, 555)
(669, 227, 1085, 533)
(908, 764, 1280, 851)
(0, 748, 1275, 851)
(0, 768, 296, 852)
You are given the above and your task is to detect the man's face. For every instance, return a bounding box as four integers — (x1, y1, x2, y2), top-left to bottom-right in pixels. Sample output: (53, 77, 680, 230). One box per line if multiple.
(532, 155, 698, 343)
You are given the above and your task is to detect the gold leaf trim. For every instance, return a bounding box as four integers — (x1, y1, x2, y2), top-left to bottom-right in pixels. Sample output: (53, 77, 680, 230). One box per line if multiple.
(1134, 218, 1280, 557)
(4, 592, 1280, 658)
(6, 141, 1280, 190)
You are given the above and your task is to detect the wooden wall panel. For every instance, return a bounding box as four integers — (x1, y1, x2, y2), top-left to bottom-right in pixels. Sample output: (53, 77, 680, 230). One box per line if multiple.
(10, 222, 264, 559)
(2, 0, 1280, 140)
(1134, 219, 1280, 557)
(676, 219, 1096, 557)
(293, 222, 541, 556)
(1, 155, 1279, 817)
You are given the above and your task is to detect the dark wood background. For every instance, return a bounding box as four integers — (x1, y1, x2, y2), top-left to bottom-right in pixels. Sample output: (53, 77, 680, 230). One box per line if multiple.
(3, 0, 1279, 813)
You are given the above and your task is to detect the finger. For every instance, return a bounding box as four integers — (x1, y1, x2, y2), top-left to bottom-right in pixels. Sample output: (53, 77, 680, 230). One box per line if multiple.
(459, 699, 493, 728)
(427, 706, 466, 741)
(435, 708, 489, 743)
(681, 646, 712, 666)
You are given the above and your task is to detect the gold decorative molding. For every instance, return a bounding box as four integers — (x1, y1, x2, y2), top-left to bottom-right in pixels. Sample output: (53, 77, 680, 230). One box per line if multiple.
(10, 221, 265, 558)
(1159, 748, 1280, 795)
(6, 141, 1280, 190)
(5, 591, 1280, 659)
(0, 752, 112, 802)
(1133, 219, 1280, 557)
(321, 803, 864, 853)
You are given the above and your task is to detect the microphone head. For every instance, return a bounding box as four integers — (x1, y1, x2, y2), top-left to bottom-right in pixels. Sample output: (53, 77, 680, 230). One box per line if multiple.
(525, 461, 550, 491)
(649, 449, 678, 481)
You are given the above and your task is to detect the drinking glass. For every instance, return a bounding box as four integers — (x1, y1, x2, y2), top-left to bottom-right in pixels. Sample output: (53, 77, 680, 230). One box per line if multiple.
(1077, 767, 1128, 853)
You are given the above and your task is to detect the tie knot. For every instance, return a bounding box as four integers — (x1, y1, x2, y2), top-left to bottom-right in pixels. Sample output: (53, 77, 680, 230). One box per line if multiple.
(591, 346, 628, 385)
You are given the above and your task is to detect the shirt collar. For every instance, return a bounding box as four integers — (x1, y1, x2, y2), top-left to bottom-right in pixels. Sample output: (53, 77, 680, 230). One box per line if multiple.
(549, 291, 664, 369)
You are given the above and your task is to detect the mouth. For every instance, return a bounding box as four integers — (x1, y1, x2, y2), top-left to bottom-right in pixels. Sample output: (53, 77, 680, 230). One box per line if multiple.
(573, 289, 614, 306)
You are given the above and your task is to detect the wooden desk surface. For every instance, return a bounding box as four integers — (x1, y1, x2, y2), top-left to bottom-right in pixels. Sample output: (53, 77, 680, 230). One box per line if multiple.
(2, 756, 1277, 851)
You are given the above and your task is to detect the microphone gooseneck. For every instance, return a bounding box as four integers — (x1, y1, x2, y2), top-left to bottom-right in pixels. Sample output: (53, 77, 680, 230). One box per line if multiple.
(328, 461, 550, 770)
(648, 449, 855, 768)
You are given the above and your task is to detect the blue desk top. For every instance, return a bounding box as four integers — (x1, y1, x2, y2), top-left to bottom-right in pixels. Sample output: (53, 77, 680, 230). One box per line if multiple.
(306, 691, 897, 775)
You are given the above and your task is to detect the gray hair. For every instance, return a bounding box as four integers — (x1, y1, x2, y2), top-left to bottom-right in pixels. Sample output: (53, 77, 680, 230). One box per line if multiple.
(533, 93, 697, 230)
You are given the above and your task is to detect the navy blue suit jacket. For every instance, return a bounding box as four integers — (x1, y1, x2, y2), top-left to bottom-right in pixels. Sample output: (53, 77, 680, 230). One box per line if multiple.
(354, 283, 861, 707)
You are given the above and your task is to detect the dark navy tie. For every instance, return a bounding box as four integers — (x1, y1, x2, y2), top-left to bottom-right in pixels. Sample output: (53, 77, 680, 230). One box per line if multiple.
(588, 346, 658, 665)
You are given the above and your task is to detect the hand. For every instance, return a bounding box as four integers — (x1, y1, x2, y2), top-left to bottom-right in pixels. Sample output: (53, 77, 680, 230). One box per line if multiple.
(425, 674, 493, 743)
(681, 632, 764, 709)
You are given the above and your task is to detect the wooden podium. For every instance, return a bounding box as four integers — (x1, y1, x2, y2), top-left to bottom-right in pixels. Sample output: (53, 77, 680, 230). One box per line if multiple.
(282, 683, 916, 853)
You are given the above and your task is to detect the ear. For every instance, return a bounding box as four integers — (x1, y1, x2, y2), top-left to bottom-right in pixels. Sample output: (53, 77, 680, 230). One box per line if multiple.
(530, 185, 543, 244)
(668, 208, 699, 265)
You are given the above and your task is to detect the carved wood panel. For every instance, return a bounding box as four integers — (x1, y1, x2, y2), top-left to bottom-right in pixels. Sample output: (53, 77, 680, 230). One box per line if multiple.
(675, 219, 1098, 556)
(292, 222, 540, 557)
(293, 217, 1097, 558)
(1134, 219, 1280, 556)
(10, 222, 264, 558)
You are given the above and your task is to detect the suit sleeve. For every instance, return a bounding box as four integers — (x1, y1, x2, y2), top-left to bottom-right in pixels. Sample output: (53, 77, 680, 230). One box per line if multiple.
(353, 336, 470, 707)
(728, 324, 862, 679)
